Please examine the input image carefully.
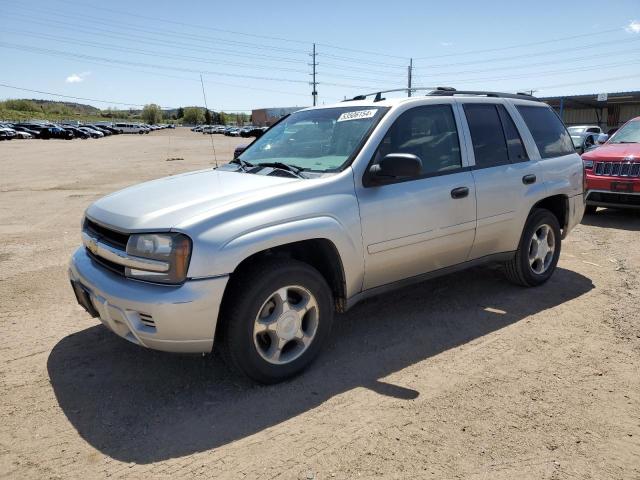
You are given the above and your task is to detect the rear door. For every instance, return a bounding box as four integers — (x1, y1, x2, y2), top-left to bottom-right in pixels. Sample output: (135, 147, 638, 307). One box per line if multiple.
(458, 100, 545, 259)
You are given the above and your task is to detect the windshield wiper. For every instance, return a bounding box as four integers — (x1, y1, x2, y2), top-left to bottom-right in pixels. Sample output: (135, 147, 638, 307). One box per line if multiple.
(614, 141, 639, 144)
(229, 158, 255, 172)
(255, 162, 306, 178)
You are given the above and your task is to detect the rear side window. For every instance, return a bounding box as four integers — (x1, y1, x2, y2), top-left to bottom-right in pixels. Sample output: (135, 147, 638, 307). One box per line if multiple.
(463, 104, 509, 168)
(516, 105, 574, 158)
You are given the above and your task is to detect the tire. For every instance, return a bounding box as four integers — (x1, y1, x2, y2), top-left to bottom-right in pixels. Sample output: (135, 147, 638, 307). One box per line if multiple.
(584, 205, 597, 215)
(504, 208, 562, 287)
(218, 258, 334, 383)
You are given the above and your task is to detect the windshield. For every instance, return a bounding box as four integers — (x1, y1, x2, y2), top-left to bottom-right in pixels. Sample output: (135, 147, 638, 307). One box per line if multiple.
(567, 126, 586, 134)
(239, 106, 387, 172)
(609, 120, 640, 143)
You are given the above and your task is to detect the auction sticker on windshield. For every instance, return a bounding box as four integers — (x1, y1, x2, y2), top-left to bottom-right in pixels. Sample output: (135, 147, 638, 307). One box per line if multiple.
(337, 109, 378, 122)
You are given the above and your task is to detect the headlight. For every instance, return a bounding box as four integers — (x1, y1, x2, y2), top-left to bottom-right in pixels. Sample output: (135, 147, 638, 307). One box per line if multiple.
(125, 233, 191, 284)
(583, 159, 594, 169)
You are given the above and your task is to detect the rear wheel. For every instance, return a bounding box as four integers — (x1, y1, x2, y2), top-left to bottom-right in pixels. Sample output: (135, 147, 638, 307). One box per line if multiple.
(505, 208, 561, 287)
(219, 258, 334, 383)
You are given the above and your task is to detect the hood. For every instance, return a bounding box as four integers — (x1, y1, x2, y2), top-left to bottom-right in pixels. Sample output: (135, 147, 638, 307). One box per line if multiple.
(582, 143, 640, 162)
(86, 169, 298, 231)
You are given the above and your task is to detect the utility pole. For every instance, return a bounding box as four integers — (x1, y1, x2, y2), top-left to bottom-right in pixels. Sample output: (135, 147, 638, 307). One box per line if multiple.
(407, 58, 413, 97)
(310, 43, 318, 106)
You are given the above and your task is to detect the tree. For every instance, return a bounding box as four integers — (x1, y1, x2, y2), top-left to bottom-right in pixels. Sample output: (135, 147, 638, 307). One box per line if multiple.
(183, 107, 205, 125)
(204, 109, 212, 125)
(177, 107, 184, 119)
(141, 103, 163, 124)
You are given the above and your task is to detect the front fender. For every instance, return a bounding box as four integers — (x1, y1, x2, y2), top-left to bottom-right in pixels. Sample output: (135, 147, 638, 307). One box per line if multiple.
(190, 216, 364, 299)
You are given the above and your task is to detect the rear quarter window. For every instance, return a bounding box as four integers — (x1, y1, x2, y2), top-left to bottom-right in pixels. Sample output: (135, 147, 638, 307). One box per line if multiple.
(516, 105, 574, 159)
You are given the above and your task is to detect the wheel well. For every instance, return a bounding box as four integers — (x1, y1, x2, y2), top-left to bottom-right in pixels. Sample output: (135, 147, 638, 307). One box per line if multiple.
(532, 195, 568, 231)
(229, 239, 347, 312)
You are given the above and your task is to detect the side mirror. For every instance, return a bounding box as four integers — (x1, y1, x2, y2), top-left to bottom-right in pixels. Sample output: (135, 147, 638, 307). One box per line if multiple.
(233, 144, 248, 158)
(369, 153, 422, 183)
(596, 133, 608, 144)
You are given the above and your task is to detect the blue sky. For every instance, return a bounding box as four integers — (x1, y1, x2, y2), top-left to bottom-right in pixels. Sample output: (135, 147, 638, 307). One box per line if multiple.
(0, 0, 639, 112)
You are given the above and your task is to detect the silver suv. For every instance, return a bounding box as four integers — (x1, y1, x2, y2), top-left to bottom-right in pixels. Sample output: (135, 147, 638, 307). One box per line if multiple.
(69, 89, 585, 383)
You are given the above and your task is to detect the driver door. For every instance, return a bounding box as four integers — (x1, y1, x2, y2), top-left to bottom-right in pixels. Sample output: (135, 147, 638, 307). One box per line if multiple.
(355, 103, 477, 290)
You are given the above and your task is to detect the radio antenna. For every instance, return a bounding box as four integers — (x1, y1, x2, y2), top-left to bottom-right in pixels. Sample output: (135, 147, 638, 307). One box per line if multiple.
(200, 74, 218, 168)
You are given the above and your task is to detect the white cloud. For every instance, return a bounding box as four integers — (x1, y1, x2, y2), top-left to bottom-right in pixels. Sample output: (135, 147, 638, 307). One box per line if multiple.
(65, 71, 91, 83)
(440, 41, 453, 47)
(625, 20, 640, 33)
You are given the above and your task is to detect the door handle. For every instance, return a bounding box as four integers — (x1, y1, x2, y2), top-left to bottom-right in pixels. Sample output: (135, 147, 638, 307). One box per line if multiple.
(450, 186, 469, 199)
(522, 174, 537, 185)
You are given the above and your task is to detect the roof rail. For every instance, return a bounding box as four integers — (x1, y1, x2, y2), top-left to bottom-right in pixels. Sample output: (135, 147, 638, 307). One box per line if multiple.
(344, 86, 450, 102)
(427, 88, 542, 102)
(344, 86, 541, 103)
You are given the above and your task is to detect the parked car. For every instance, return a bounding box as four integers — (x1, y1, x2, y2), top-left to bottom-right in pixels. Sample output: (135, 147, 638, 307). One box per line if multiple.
(0, 127, 16, 140)
(114, 123, 147, 134)
(64, 126, 91, 139)
(13, 130, 33, 139)
(86, 125, 112, 136)
(571, 132, 605, 154)
(78, 127, 103, 138)
(225, 127, 241, 137)
(567, 125, 603, 136)
(582, 116, 640, 212)
(69, 89, 584, 383)
(10, 125, 41, 138)
(40, 126, 74, 140)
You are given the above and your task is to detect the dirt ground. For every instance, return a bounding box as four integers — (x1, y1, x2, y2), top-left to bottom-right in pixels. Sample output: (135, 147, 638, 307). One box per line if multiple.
(1, 128, 639, 479)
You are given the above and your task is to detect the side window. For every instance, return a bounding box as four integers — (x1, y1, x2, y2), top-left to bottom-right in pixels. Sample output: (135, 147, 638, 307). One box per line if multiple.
(372, 104, 462, 177)
(587, 127, 599, 133)
(463, 104, 509, 168)
(497, 105, 528, 162)
(516, 105, 575, 159)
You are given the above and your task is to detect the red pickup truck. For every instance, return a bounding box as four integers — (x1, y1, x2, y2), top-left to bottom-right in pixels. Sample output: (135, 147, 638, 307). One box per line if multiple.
(582, 116, 640, 213)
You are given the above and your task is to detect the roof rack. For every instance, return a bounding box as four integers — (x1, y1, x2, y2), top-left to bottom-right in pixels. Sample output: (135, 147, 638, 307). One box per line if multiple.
(344, 86, 541, 103)
(427, 88, 542, 102)
(345, 86, 446, 102)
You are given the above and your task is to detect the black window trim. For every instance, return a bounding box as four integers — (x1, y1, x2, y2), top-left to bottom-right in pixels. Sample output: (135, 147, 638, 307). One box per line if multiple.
(362, 103, 466, 188)
(496, 104, 529, 164)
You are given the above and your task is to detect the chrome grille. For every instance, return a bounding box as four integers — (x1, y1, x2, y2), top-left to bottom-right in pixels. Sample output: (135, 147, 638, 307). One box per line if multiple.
(593, 161, 640, 178)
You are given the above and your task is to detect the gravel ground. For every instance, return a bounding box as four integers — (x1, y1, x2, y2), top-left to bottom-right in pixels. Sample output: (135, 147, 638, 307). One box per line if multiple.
(1, 129, 638, 479)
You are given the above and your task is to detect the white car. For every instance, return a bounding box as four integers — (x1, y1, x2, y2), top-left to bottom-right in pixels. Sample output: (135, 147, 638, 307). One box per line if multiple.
(114, 123, 148, 134)
(14, 130, 33, 139)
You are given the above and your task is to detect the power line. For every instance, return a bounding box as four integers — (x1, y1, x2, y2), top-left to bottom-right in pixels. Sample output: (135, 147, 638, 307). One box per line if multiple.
(0, 83, 166, 108)
(2, 29, 310, 75)
(414, 26, 624, 59)
(52, 0, 410, 60)
(412, 48, 640, 78)
(0, 42, 311, 84)
(415, 36, 640, 69)
(3, 13, 310, 66)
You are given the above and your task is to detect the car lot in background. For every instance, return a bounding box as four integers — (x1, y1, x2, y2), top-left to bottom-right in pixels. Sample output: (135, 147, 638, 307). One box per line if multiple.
(1, 128, 638, 479)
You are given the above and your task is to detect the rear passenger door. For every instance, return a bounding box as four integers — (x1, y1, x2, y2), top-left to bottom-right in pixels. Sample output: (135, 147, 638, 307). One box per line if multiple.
(459, 101, 545, 259)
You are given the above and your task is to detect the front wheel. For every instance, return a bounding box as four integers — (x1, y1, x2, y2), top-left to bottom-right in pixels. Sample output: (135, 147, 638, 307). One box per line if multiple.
(504, 208, 561, 287)
(219, 259, 334, 383)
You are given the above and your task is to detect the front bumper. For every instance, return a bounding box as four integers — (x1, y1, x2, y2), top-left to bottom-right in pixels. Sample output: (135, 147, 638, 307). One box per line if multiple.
(69, 247, 228, 353)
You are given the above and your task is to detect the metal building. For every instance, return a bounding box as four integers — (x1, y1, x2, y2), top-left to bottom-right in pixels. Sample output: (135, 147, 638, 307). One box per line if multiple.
(251, 106, 305, 126)
(540, 91, 640, 135)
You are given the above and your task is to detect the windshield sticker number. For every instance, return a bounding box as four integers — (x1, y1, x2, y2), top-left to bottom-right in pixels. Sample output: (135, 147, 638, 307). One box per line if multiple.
(337, 109, 378, 122)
